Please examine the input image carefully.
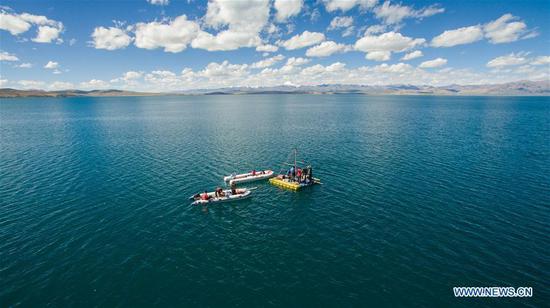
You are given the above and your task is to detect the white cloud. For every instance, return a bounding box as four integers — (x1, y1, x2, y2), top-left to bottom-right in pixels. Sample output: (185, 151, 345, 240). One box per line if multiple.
(0, 11, 31, 35)
(256, 44, 278, 52)
(79, 79, 110, 89)
(363, 24, 387, 35)
(355, 31, 425, 60)
(44, 61, 59, 69)
(199, 61, 249, 78)
(251, 54, 285, 68)
(274, 0, 303, 22)
(0, 51, 19, 61)
(531, 56, 550, 66)
(371, 62, 412, 73)
(286, 57, 310, 66)
(365, 50, 390, 61)
(91, 26, 132, 50)
(281, 31, 325, 50)
(147, 0, 169, 5)
(33, 25, 63, 43)
(135, 15, 199, 52)
(401, 50, 423, 61)
(432, 14, 537, 48)
(323, 0, 378, 12)
(192, 29, 261, 51)
(122, 71, 143, 80)
(0, 10, 63, 43)
(486, 52, 529, 67)
(49, 81, 74, 90)
(341, 26, 355, 37)
(193, 0, 269, 51)
(328, 16, 353, 30)
(484, 14, 536, 44)
(431, 25, 484, 47)
(306, 41, 349, 57)
(373, 1, 444, 25)
(18, 80, 45, 88)
(0, 78, 8, 87)
(111, 70, 144, 84)
(18, 62, 32, 68)
(419, 58, 447, 68)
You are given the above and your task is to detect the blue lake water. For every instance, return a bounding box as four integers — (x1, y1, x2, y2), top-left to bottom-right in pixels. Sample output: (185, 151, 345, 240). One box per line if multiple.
(1, 95, 549, 307)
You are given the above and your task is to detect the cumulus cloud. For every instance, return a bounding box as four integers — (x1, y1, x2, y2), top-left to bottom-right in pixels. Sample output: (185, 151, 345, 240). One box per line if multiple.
(484, 14, 537, 44)
(432, 14, 537, 48)
(0, 51, 19, 61)
(486, 52, 529, 67)
(323, 0, 378, 12)
(0, 10, 63, 43)
(147, 0, 169, 5)
(431, 25, 484, 47)
(198, 61, 249, 79)
(256, 44, 278, 52)
(328, 16, 353, 30)
(363, 24, 387, 35)
(79, 79, 110, 89)
(373, 1, 444, 25)
(251, 54, 285, 68)
(193, 0, 269, 51)
(18, 80, 46, 88)
(365, 50, 390, 61)
(401, 50, 423, 61)
(44, 61, 59, 69)
(18, 62, 32, 68)
(531, 56, 550, 66)
(91, 26, 132, 50)
(355, 31, 425, 60)
(49, 81, 74, 90)
(328, 16, 354, 37)
(135, 15, 199, 52)
(274, 0, 303, 22)
(33, 25, 64, 43)
(419, 58, 447, 68)
(306, 41, 349, 57)
(281, 31, 325, 50)
(286, 57, 310, 66)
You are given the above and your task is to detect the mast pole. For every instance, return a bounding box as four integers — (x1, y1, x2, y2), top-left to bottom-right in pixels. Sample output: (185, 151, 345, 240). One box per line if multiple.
(294, 148, 297, 172)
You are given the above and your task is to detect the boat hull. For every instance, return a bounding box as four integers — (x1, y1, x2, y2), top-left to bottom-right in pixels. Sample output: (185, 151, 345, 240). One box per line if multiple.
(224, 170, 275, 185)
(190, 189, 251, 205)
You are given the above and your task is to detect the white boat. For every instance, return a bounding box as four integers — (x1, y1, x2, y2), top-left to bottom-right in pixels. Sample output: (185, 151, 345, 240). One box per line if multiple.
(190, 188, 253, 206)
(223, 170, 275, 185)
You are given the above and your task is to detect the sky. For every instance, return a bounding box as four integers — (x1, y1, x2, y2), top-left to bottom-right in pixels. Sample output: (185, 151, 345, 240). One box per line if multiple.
(0, 0, 549, 91)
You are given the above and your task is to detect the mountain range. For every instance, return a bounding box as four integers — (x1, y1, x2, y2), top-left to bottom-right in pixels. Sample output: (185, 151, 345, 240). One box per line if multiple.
(1, 80, 548, 98)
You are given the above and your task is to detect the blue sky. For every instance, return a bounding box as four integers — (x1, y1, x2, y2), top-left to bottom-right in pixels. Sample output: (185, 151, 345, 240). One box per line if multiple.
(1, 0, 549, 91)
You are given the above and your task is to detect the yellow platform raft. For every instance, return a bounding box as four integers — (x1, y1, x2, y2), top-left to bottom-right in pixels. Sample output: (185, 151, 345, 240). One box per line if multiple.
(269, 177, 320, 191)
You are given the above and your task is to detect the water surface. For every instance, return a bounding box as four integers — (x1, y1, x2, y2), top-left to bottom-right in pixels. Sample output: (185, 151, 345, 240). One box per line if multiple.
(1, 95, 549, 307)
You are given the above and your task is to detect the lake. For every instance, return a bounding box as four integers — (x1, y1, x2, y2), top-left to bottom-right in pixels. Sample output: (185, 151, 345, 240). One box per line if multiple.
(1, 94, 549, 307)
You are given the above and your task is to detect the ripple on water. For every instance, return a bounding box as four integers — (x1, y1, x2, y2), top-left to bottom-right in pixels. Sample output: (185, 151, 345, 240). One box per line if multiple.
(0, 95, 549, 306)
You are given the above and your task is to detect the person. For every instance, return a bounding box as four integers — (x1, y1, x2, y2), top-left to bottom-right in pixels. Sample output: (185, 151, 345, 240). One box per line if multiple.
(231, 182, 237, 195)
(252, 169, 256, 176)
(215, 187, 224, 198)
(201, 190, 209, 200)
(296, 168, 302, 180)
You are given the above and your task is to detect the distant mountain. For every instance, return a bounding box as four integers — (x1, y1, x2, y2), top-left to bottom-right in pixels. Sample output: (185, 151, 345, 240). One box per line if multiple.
(178, 80, 550, 96)
(0, 88, 158, 98)
(1, 80, 549, 98)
